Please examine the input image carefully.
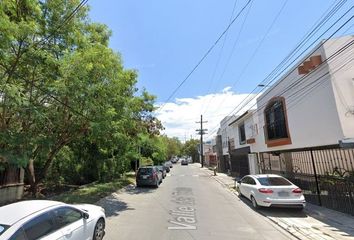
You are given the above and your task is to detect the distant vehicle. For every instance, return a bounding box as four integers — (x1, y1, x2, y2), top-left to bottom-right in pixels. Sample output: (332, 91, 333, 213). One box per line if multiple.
(235, 174, 306, 209)
(0, 200, 106, 240)
(136, 166, 163, 188)
(156, 165, 167, 179)
(171, 158, 178, 164)
(163, 163, 170, 173)
(164, 161, 173, 168)
(181, 159, 188, 165)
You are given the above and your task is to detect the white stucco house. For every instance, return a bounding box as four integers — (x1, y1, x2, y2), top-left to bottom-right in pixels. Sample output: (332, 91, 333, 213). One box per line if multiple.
(254, 35, 354, 152)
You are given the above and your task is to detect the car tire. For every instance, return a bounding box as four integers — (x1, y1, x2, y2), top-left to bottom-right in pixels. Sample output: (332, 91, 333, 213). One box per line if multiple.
(93, 218, 105, 240)
(155, 180, 159, 188)
(251, 196, 259, 209)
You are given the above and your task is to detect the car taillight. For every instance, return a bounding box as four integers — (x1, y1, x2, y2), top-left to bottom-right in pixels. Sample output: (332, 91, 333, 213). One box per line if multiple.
(258, 188, 274, 194)
(292, 188, 302, 194)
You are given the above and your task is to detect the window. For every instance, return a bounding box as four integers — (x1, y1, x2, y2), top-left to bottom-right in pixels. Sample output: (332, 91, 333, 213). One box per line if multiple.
(23, 212, 55, 240)
(53, 207, 82, 228)
(238, 123, 246, 145)
(241, 177, 255, 185)
(257, 177, 292, 186)
(9, 229, 26, 240)
(0, 224, 9, 236)
(264, 97, 291, 146)
(248, 178, 256, 185)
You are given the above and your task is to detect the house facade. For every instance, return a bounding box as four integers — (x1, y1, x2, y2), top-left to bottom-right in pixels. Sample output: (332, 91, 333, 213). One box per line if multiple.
(228, 110, 259, 177)
(254, 35, 354, 215)
(216, 116, 237, 173)
(214, 35, 354, 215)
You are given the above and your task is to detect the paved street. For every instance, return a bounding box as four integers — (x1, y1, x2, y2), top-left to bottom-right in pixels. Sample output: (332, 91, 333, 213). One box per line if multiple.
(99, 163, 295, 240)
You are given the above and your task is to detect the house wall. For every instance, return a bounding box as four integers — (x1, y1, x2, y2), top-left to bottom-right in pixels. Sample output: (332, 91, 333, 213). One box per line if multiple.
(219, 116, 237, 155)
(324, 35, 354, 139)
(254, 36, 353, 152)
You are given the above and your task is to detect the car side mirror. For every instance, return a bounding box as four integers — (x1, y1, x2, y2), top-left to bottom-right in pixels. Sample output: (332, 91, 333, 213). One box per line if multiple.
(82, 212, 89, 219)
(237, 180, 241, 184)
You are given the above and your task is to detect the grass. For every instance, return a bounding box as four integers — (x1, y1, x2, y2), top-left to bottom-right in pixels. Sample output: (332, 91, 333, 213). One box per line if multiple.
(50, 173, 135, 204)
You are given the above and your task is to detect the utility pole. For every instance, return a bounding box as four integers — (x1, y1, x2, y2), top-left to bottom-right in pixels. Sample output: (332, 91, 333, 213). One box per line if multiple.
(196, 115, 207, 168)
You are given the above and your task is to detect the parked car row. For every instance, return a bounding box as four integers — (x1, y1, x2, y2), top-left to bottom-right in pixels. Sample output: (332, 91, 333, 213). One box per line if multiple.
(136, 161, 174, 188)
(235, 174, 306, 210)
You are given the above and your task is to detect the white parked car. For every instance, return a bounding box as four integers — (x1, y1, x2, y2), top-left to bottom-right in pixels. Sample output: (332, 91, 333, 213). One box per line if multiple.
(236, 174, 306, 209)
(0, 200, 106, 240)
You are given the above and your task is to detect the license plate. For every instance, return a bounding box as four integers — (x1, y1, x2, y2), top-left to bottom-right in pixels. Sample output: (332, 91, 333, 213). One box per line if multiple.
(142, 175, 148, 179)
(278, 191, 289, 197)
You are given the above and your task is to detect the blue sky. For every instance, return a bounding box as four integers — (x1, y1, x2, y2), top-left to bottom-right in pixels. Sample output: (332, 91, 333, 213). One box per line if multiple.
(88, 0, 353, 140)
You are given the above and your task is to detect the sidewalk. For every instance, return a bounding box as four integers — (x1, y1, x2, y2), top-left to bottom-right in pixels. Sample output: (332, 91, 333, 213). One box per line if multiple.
(202, 167, 354, 240)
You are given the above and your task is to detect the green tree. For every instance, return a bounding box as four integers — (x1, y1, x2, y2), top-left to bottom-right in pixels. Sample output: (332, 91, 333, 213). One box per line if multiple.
(0, 0, 162, 195)
(182, 139, 200, 163)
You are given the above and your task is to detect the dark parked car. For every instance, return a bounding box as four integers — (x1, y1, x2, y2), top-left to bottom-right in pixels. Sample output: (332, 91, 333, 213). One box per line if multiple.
(156, 165, 167, 178)
(163, 163, 170, 173)
(181, 159, 188, 165)
(164, 161, 173, 168)
(136, 166, 163, 188)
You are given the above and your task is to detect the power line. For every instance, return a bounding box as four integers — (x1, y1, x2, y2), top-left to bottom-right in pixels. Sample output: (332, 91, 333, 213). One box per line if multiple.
(208, 0, 350, 121)
(207, 37, 354, 138)
(204, 0, 289, 116)
(157, 0, 253, 112)
(201, 0, 253, 115)
(200, 0, 239, 114)
(205, 4, 353, 137)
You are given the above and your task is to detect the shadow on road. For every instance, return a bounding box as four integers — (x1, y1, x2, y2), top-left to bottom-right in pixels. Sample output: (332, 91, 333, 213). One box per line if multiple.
(97, 194, 134, 218)
(237, 194, 308, 218)
(124, 184, 157, 195)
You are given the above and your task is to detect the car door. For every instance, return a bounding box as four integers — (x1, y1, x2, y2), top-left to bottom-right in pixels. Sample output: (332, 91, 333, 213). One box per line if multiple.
(240, 177, 252, 199)
(53, 207, 89, 240)
(19, 212, 64, 240)
(247, 177, 257, 198)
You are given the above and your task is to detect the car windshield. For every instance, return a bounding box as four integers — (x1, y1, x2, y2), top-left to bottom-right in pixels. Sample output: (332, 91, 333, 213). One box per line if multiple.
(257, 177, 292, 186)
(138, 168, 152, 174)
(156, 166, 163, 170)
(0, 224, 9, 236)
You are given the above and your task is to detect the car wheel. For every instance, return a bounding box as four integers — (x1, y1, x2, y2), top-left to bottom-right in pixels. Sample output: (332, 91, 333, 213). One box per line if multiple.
(251, 196, 259, 209)
(155, 180, 159, 188)
(93, 218, 105, 240)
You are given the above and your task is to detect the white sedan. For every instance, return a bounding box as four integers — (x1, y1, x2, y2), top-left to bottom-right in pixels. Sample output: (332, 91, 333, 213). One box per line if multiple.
(0, 200, 106, 240)
(236, 174, 306, 209)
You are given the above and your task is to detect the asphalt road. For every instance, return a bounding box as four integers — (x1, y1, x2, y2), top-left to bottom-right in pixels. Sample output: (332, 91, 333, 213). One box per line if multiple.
(101, 163, 296, 240)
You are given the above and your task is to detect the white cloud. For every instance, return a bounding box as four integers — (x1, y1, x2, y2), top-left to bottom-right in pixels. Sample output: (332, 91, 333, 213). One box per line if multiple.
(156, 88, 259, 142)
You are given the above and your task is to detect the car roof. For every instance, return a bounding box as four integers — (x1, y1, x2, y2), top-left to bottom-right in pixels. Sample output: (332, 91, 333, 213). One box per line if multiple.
(248, 174, 282, 178)
(0, 200, 64, 226)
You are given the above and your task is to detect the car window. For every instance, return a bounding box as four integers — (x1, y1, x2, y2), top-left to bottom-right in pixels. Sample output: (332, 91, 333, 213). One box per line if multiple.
(53, 207, 82, 228)
(258, 177, 292, 186)
(9, 228, 26, 240)
(138, 168, 152, 174)
(23, 212, 55, 240)
(241, 177, 249, 184)
(248, 177, 256, 185)
(0, 224, 9, 236)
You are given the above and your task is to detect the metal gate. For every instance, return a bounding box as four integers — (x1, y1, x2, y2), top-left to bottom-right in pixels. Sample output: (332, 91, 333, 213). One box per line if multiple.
(230, 146, 250, 178)
(259, 147, 354, 216)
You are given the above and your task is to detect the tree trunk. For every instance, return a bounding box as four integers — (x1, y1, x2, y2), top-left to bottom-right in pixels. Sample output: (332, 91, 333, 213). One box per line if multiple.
(26, 159, 37, 197)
